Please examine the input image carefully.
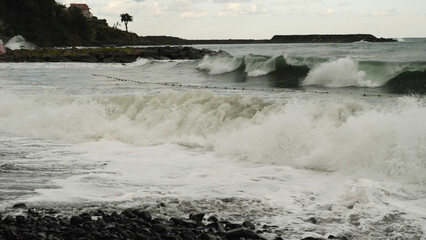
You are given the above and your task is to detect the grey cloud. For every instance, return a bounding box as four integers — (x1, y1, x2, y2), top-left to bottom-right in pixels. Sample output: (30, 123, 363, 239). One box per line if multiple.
(214, 0, 250, 3)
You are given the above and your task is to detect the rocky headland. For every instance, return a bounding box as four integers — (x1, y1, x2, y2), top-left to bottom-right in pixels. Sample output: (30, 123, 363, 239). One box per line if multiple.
(0, 46, 215, 63)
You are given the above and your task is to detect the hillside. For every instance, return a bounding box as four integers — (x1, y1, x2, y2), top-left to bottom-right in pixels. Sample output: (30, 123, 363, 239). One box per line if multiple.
(0, 0, 141, 47)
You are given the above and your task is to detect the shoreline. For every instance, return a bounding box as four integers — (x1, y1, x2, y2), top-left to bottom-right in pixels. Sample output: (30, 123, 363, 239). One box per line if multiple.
(0, 204, 296, 240)
(0, 46, 215, 63)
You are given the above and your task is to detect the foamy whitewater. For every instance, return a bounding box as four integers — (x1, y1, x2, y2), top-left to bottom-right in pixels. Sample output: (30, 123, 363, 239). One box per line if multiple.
(1, 40, 426, 239)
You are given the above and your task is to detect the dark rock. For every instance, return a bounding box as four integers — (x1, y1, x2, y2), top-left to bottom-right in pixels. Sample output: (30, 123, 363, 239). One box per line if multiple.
(5, 227, 18, 240)
(95, 210, 105, 216)
(0, 47, 216, 63)
(138, 211, 152, 222)
(226, 223, 243, 230)
(80, 213, 92, 223)
(181, 219, 199, 227)
(12, 203, 27, 209)
(158, 56, 171, 60)
(37, 232, 47, 239)
(207, 216, 218, 222)
(48, 56, 71, 62)
(327, 235, 348, 240)
(189, 213, 205, 222)
(37, 225, 48, 232)
(102, 57, 119, 63)
(66, 228, 87, 238)
(302, 237, 324, 240)
(0, 208, 271, 240)
(209, 222, 225, 233)
(15, 215, 26, 224)
(170, 217, 184, 225)
(136, 233, 149, 240)
(3, 215, 15, 224)
(226, 228, 260, 239)
(307, 217, 318, 224)
(151, 224, 168, 233)
(242, 221, 256, 230)
(70, 216, 83, 225)
(27, 208, 39, 217)
(199, 232, 217, 240)
(122, 210, 137, 218)
(117, 228, 130, 238)
(151, 218, 166, 224)
(180, 230, 196, 240)
(163, 234, 179, 240)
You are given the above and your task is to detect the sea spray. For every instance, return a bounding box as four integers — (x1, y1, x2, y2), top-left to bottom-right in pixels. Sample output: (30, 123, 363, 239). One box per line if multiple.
(197, 54, 243, 74)
(5, 35, 36, 50)
(243, 54, 277, 77)
(302, 58, 377, 87)
(0, 89, 425, 184)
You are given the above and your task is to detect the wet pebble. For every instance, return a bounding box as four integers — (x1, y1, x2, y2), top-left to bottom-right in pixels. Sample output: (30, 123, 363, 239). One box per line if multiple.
(0, 207, 270, 240)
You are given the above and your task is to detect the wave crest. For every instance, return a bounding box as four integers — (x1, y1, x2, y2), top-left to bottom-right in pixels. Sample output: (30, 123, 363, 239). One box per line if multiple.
(0, 90, 425, 184)
(302, 58, 378, 87)
(197, 53, 426, 92)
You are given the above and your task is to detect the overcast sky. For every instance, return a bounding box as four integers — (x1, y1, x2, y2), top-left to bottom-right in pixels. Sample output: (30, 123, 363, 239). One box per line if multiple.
(57, 0, 426, 39)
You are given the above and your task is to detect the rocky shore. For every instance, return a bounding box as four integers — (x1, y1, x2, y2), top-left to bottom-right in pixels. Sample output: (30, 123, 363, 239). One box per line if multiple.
(0, 47, 215, 63)
(0, 203, 346, 240)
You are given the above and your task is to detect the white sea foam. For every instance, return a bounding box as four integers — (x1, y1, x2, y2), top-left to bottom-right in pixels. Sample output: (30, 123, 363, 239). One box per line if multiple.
(5, 35, 36, 50)
(303, 58, 379, 87)
(21, 140, 426, 239)
(197, 54, 280, 76)
(126, 58, 151, 67)
(0, 90, 425, 185)
(243, 54, 277, 77)
(197, 55, 242, 74)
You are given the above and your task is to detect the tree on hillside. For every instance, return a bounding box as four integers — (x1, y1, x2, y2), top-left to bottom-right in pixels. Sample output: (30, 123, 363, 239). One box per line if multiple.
(120, 13, 133, 32)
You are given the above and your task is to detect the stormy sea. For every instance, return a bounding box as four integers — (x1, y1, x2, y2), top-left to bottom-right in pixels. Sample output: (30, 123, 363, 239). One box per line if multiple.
(0, 39, 425, 239)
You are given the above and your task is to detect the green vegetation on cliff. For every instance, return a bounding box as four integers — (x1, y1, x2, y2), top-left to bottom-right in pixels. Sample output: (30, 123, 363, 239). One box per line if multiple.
(0, 0, 141, 47)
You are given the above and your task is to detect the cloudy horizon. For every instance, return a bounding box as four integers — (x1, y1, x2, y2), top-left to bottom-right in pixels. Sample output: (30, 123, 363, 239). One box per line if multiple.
(57, 0, 426, 39)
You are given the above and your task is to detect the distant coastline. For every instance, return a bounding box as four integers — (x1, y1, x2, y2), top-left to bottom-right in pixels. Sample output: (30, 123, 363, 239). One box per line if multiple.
(0, 34, 397, 63)
(140, 34, 396, 46)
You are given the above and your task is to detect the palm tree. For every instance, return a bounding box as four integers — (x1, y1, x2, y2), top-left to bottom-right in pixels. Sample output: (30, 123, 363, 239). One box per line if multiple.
(120, 13, 133, 32)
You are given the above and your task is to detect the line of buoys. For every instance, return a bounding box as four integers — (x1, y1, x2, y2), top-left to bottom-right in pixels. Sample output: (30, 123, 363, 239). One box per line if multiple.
(93, 74, 396, 98)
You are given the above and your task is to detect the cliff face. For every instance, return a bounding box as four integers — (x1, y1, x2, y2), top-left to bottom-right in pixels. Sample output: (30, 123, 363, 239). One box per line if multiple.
(0, 0, 141, 47)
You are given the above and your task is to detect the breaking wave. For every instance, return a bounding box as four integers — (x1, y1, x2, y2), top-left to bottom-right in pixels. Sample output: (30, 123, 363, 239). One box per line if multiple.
(197, 53, 426, 93)
(5, 35, 36, 50)
(0, 89, 425, 184)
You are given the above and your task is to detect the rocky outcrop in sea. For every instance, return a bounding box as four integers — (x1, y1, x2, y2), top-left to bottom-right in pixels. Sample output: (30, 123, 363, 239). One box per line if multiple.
(0, 46, 215, 63)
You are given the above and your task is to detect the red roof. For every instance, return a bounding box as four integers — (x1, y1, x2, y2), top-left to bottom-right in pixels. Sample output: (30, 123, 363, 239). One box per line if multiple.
(70, 4, 90, 10)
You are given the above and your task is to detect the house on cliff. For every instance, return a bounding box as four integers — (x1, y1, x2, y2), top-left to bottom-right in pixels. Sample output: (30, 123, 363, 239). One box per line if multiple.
(0, 39, 6, 54)
(70, 3, 93, 19)
(69, 4, 108, 26)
